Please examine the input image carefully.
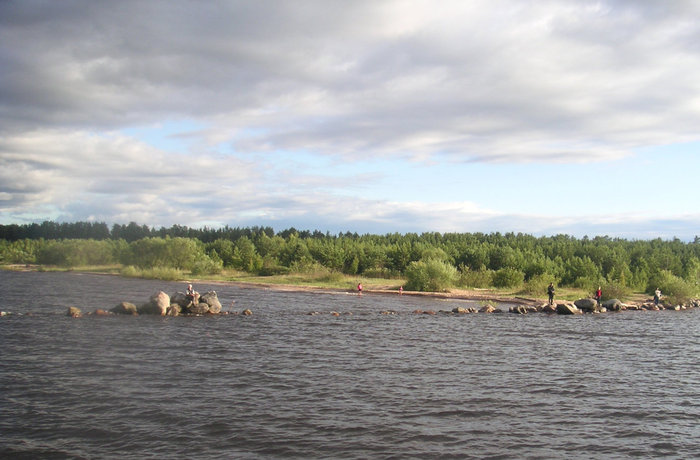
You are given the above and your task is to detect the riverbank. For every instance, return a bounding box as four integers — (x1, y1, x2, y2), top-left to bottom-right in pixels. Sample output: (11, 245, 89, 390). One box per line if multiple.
(0, 263, 661, 310)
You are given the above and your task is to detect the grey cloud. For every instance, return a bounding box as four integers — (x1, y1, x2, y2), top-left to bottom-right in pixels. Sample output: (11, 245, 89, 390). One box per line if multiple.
(3, 0, 700, 162)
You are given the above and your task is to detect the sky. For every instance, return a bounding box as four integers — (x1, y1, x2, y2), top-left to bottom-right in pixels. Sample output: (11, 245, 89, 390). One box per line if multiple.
(1, 0, 699, 240)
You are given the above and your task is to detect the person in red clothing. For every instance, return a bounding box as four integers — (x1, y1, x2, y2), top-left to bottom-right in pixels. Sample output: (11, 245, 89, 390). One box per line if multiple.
(357, 283, 363, 295)
(595, 286, 602, 306)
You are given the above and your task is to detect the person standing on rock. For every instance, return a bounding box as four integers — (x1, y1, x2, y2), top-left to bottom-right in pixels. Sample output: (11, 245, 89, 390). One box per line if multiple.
(654, 288, 661, 306)
(547, 283, 555, 305)
(595, 286, 602, 306)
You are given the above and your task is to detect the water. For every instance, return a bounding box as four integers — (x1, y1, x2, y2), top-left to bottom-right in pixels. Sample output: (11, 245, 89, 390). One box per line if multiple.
(1, 271, 698, 459)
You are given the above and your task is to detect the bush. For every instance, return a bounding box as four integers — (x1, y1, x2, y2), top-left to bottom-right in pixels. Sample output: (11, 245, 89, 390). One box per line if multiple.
(599, 281, 630, 302)
(492, 267, 524, 288)
(519, 273, 557, 296)
(458, 267, 493, 288)
(647, 270, 697, 305)
(190, 256, 223, 276)
(405, 258, 458, 292)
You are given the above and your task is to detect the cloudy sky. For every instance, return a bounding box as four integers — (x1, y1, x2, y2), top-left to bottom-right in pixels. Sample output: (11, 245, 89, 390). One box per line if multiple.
(1, 0, 699, 240)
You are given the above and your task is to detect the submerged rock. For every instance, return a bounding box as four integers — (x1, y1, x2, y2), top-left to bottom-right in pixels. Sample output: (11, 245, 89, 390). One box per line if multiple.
(111, 302, 138, 315)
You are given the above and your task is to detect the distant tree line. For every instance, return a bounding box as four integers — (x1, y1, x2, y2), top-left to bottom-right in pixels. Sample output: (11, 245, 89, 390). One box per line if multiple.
(1, 221, 698, 302)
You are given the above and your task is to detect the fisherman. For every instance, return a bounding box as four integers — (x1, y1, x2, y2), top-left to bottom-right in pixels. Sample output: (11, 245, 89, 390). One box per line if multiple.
(547, 283, 555, 305)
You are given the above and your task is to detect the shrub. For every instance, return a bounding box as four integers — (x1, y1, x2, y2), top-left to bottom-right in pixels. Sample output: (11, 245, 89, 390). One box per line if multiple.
(492, 267, 524, 288)
(458, 267, 493, 288)
(599, 281, 630, 302)
(519, 273, 557, 296)
(405, 258, 458, 292)
(647, 270, 697, 305)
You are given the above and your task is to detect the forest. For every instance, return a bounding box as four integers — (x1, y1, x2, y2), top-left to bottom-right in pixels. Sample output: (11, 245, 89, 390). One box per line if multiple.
(1, 221, 699, 303)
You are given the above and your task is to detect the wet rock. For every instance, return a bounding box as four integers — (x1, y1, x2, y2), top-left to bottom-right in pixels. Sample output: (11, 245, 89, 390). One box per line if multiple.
(200, 291, 222, 314)
(111, 302, 138, 315)
(189, 302, 210, 315)
(452, 306, 470, 314)
(137, 291, 170, 315)
(602, 299, 623, 311)
(509, 305, 528, 314)
(541, 304, 557, 314)
(92, 309, 111, 316)
(166, 304, 181, 316)
(479, 304, 497, 313)
(574, 298, 598, 312)
(67, 306, 82, 317)
(242, 309, 253, 316)
(556, 303, 582, 315)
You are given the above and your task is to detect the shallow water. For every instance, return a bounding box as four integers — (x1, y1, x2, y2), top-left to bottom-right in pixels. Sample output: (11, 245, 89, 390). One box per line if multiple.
(1, 271, 699, 459)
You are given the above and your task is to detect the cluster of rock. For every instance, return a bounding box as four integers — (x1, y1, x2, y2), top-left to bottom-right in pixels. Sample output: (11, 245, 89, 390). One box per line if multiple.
(508, 297, 700, 315)
(66, 290, 252, 317)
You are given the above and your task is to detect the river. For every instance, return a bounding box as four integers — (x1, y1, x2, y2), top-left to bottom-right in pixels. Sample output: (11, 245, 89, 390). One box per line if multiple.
(1, 271, 698, 459)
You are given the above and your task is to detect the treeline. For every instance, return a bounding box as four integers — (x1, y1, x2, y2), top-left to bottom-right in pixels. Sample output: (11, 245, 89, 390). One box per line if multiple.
(1, 221, 699, 302)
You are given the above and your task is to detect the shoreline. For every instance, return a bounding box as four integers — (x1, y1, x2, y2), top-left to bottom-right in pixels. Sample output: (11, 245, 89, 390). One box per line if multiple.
(1, 265, 682, 311)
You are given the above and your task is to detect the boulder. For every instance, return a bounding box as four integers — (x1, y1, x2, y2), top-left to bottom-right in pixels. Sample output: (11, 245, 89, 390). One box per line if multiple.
(189, 302, 210, 315)
(200, 291, 222, 314)
(242, 309, 253, 316)
(170, 292, 191, 308)
(67, 306, 82, 317)
(452, 306, 470, 314)
(144, 291, 170, 315)
(509, 305, 528, 314)
(541, 304, 557, 314)
(574, 298, 599, 312)
(602, 298, 623, 311)
(111, 302, 138, 315)
(556, 303, 582, 315)
(479, 304, 497, 313)
(92, 309, 111, 316)
(166, 304, 181, 316)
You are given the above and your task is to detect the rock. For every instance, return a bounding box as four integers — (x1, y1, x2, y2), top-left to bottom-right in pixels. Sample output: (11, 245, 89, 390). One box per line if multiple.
(170, 292, 191, 308)
(541, 304, 557, 314)
(574, 298, 598, 312)
(138, 291, 170, 315)
(200, 291, 222, 314)
(602, 298, 623, 311)
(67, 306, 82, 317)
(556, 303, 582, 315)
(111, 302, 138, 315)
(242, 309, 253, 316)
(92, 309, 111, 316)
(189, 302, 210, 315)
(452, 306, 470, 314)
(479, 304, 497, 313)
(509, 305, 528, 314)
(166, 304, 181, 316)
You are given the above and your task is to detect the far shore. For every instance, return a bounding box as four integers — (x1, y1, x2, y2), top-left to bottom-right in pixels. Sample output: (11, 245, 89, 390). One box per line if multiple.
(2, 264, 653, 308)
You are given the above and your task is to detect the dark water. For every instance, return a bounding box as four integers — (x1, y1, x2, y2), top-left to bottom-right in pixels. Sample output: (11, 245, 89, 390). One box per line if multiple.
(1, 271, 698, 459)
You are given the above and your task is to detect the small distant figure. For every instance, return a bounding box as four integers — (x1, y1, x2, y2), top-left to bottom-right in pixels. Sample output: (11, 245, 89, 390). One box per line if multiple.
(595, 286, 602, 306)
(399, 286, 403, 295)
(654, 288, 661, 306)
(186, 283, 196, 305)
(547, 283, 555, 305)
(357, 283, 363, 295)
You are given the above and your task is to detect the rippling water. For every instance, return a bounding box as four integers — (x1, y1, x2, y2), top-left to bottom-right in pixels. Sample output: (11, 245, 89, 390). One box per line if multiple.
(1, 271, 699, 459)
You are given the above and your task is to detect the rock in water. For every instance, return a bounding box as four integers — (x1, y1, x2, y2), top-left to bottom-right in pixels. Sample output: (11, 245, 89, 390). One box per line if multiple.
(200, 291, 222, 314)
(111, 302, 138, 315)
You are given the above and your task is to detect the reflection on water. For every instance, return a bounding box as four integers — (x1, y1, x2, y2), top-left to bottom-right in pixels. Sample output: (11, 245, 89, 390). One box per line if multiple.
(1, 271, 699, 459)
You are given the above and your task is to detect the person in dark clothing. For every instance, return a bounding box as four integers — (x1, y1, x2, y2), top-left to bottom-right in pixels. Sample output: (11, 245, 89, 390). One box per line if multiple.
(547, 283, 555, 305)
